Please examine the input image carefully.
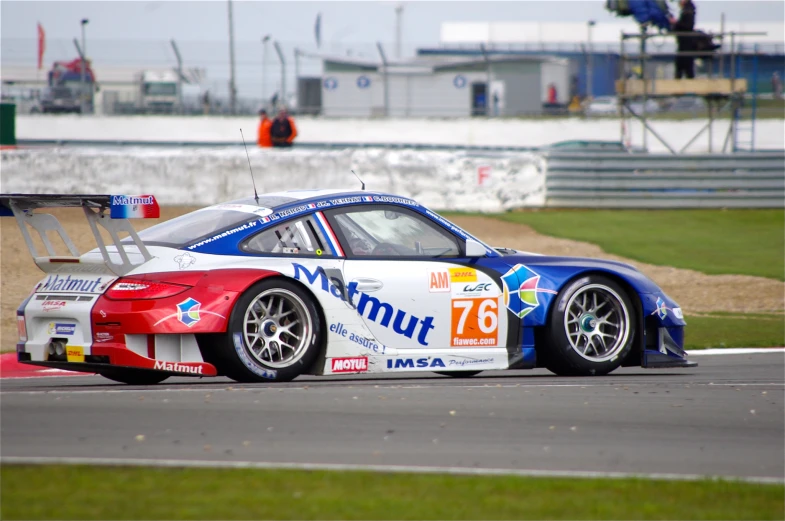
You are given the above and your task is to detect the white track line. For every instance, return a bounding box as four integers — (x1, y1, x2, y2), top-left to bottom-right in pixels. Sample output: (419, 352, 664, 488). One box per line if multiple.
(1, 456, 781, 485)
(686, 348, 785, 356)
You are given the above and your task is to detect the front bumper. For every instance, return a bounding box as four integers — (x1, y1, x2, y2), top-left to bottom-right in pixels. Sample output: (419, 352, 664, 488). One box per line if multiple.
(642, 326, 697, 369)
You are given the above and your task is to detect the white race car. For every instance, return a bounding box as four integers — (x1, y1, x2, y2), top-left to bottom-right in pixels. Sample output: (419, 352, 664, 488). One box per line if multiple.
(2, 190, 693, 385)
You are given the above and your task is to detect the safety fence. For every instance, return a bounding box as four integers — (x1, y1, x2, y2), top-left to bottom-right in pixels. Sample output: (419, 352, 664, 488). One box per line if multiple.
(543, 151, 785, 208)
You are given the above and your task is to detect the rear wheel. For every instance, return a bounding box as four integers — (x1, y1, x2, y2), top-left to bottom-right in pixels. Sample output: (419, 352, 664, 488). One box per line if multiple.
(212, 279, 323, 383)
(99, 370, 169, 385)
(542, 275, 635, 376)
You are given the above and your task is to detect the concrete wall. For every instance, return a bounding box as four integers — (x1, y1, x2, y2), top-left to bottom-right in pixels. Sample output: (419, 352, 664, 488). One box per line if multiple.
(13, 115, 785, 153)
(0, 147, 547, 212)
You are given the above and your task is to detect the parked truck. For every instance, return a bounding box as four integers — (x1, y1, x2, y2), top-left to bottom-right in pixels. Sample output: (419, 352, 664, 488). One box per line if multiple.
(41, 58, 96, 114)
(135, 70, 179, 114)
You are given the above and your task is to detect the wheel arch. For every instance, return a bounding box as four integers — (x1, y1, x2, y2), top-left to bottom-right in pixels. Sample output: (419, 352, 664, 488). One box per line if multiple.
(264, 274, 329, 375)
(537, 269, 644, 367)
(196, 273, 329, 380)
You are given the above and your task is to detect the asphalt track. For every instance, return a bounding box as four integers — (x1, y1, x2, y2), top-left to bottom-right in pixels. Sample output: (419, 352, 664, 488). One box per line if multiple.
(1, 352, 783, 482)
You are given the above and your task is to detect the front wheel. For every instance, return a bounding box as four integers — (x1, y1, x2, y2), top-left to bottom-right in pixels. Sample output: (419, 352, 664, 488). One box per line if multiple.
(541, 275, 636, 377)
(212, 279, 323, 383)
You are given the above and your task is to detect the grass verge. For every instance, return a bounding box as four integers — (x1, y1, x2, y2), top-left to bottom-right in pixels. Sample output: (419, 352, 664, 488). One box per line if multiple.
(491, 209, 784, 281)
(684, 313, 785, 349)
(2, 465, 784, 520)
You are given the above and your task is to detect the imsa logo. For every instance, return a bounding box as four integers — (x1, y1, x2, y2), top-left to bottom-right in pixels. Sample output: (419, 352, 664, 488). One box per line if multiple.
(386, 358, 446, 369)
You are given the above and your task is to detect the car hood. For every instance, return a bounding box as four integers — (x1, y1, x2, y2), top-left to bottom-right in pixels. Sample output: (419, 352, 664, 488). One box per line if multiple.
(492, 252, 662, 295)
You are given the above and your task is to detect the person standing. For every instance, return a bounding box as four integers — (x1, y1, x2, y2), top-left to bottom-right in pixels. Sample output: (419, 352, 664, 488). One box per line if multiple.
(669, 0, 697, 79)
(547, 83, 556, 104)
(257, 109, 272, 148)
(772, 72, 783, 100)
(270, 107, 298, 148)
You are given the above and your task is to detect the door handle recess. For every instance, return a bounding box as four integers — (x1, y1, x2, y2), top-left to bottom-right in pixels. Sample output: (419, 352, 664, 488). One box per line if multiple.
(351, 278, 383, 292)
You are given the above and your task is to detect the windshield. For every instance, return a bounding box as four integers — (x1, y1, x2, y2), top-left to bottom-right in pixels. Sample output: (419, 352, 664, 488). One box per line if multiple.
(135, 209, 254, 247)
(331, 207, 461, 257)
(144, 82, 177, 96)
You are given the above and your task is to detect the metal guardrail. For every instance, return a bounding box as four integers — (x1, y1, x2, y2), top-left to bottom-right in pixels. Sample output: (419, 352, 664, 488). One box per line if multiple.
(544, 152, 785, 208)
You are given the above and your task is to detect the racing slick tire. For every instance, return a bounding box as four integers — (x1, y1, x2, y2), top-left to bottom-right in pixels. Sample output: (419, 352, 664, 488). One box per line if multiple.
(542, 274, 635, 377)
(98, 370, 170, 385)
(433, 371, 482, 378)
(212, 278, 323, 383)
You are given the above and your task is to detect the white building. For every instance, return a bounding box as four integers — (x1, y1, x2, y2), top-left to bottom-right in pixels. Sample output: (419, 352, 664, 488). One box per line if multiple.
(320, 54, 569, 118)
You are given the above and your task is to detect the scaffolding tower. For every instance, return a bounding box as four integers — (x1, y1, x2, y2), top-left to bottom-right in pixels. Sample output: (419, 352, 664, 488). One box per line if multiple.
(616, 28, 765, 154)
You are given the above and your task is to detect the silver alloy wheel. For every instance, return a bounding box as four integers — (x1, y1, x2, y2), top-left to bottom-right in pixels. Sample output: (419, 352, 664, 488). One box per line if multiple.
(563, 284, 630, 362)
(243, 288, 313, 368)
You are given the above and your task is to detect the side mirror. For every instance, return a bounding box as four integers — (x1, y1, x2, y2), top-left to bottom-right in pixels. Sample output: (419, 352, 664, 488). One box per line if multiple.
(465, 238, 487, 258)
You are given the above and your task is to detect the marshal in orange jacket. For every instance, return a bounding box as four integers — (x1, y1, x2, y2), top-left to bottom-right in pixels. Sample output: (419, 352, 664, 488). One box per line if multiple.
(257, 114, 272, 148)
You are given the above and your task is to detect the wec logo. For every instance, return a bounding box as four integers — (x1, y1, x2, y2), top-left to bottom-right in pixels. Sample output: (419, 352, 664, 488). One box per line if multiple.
(463, 283, 492, 293)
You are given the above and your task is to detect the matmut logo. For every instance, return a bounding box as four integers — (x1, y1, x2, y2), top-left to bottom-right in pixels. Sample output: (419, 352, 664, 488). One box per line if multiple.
(331, 357, 368, 373)
(153, 360, 203, 374)
(112, 195, 154, 205)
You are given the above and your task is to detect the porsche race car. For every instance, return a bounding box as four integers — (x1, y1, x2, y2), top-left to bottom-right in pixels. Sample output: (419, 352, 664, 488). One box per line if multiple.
(1, 190, 695, 384)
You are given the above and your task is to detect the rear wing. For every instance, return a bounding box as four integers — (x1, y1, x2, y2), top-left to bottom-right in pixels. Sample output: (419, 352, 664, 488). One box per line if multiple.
(0, 194, 161, 276)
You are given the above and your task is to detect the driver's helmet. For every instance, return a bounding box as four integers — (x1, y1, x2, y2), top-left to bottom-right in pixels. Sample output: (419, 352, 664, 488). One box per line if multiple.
(350, 238, 372, 255)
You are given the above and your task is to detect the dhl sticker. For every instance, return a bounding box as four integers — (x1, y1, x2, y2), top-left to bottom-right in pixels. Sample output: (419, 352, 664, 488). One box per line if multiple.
(66, 345, 85, 363)
(449, 268, 477, 283)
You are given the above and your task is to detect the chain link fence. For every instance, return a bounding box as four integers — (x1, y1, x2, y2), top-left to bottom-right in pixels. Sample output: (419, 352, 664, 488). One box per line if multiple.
(2, 37, 783, 117)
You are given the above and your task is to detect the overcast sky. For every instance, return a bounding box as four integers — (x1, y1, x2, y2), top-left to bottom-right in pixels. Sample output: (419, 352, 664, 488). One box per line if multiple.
(3, 0, 783, 44)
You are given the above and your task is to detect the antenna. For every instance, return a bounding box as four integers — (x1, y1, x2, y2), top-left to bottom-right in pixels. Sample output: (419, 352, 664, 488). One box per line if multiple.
(350, 169, 365, 191)
(240, 129, 260, 204)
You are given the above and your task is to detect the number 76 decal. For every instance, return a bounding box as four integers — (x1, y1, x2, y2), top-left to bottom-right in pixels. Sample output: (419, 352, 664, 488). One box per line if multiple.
(451, 298, 499, 347)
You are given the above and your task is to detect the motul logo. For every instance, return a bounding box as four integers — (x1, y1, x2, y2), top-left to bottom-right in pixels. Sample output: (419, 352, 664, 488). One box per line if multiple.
(331, 357, 368, 373)
(153, 360, 203, 374)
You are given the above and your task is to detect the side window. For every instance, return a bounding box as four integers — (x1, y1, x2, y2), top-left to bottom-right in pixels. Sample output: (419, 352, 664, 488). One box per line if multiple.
(328, 206, 460, 258)
(242, 216, 334, 256)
